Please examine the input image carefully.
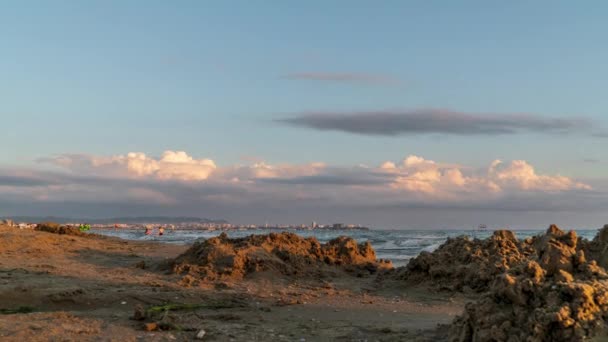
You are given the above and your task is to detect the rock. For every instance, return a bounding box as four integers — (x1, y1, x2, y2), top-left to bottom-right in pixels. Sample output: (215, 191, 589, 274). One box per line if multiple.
(555, 269, 574, 283)
(379, 223, 608, 340)
(179, 274, 197, 287)
(132, 304, 146, 321)
(392, 230, 531, 292)
(448, 224, 608, 342)
(144, 322, 158, 331)
(196, 329, 206, 340)
(583, 224, 608, 269)
(535, 225, 578, 276)
(35, 222, 86, 236)
(172, 232, 392, 281)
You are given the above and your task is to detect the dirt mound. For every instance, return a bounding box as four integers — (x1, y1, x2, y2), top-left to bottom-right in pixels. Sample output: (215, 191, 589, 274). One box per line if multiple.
(449, 225, 608, 341)
(392, 230, 533, 292)
(582, 224, 608, 270)
(172, 232, 392, 281)
(35, 222, 86, 236)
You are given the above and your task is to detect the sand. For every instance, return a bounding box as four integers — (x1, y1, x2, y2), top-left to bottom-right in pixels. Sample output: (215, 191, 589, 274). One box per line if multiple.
(0, 225, 463, 341)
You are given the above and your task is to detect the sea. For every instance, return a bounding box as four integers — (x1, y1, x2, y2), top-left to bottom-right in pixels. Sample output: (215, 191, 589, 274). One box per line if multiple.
(90, 228, 601, 267)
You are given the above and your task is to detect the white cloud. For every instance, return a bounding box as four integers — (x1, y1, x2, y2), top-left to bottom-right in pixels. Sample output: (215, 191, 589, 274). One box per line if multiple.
(219, 161, 326, 183)
(45, 151, 216, 181)
(11, 151, 595, 217)
(488, 159, 590, 192)
(375, 155, 590, 198)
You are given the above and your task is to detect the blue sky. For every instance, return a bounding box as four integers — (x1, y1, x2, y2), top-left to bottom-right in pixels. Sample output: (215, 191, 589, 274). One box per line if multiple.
(1, 1, 607, 226)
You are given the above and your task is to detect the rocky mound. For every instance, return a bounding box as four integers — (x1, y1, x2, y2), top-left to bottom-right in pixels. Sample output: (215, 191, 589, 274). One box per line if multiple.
(449, 225, 608, 341)
(582, 224, 608, 269)
(393, 230, 534, 292)
(35, 222, 86, 236)
(172, 232, 392, 281)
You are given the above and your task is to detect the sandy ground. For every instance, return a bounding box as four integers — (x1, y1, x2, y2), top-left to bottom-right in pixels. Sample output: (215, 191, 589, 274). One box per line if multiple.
(0, 225, 465, 341)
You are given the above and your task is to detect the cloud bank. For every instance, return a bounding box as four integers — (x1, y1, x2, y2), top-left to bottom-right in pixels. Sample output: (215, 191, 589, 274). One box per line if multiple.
(0, 150, 599, 226)
(277, 109, 594, 136)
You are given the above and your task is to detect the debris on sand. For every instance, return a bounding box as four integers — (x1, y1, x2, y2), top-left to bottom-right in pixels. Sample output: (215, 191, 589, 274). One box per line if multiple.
(449, 225, 608, 342)
(393, 230, 534, 292)
(35, 222, 86, 236)
(0, 306, 35, 315)
(143, 322, 158, 331)
(196, 329, 206, 340)
(172, 232, 392, 281)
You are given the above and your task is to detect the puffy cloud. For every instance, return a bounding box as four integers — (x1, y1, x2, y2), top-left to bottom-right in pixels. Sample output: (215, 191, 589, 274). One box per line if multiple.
(220, 162, 326, 183)
(375, 155, 590, 197)
(40, 151, 591, 197)
(155, 151, 216, 181)
(43, 151, 216, 181)
(3, 151, 598, 222)
(488, 160, 591, 192)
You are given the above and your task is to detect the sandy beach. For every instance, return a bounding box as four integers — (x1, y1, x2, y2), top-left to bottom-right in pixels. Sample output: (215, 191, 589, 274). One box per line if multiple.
(5, 223, 608, 341)
(0, 224, 464, 341)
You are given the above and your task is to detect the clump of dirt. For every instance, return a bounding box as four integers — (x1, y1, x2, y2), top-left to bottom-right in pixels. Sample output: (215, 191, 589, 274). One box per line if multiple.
(582, 224, 608, 270)
(35, 222, 86, 236)
(172, 232, 392, 281)
(449, 225, 608, 342)
(392, 230, 534, 292)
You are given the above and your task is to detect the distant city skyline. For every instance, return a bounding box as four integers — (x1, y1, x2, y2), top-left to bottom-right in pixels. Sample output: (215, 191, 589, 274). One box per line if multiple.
(1, 1, 607, 228)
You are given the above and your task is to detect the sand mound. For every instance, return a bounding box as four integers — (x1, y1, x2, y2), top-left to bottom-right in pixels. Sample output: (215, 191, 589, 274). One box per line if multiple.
(393, 230, 534, 292)
(582, 224, 608, 270)
(35, 222, 86, 236)
(172, 232, 392, 281)
(449, 225, 608, 341)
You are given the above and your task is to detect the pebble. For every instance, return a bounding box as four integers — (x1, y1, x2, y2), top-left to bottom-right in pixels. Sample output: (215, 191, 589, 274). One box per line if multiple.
(121, 301, 127, 305)
(132, 304, 146, 321)
(144, 322, 158, 331)
(196, 329, 206, 340)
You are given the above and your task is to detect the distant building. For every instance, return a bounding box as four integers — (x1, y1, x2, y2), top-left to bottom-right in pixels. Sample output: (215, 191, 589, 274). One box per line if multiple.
(332, 223, 343, 229)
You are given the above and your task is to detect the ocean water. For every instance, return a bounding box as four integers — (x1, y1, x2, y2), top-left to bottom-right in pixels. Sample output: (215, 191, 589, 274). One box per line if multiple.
(91, 228, 601, 267)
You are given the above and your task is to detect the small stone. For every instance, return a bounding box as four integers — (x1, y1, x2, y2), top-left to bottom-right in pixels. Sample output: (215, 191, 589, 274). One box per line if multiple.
(144, 322, 158, 331)
(555, 270, 574, 283)
(132, 304, 146, 320)
(196, 329, 206, 340)
(121, 301, 127, 305)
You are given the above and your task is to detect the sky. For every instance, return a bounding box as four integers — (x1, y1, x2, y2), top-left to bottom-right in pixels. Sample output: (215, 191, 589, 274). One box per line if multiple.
(1, 1, 608, 228)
